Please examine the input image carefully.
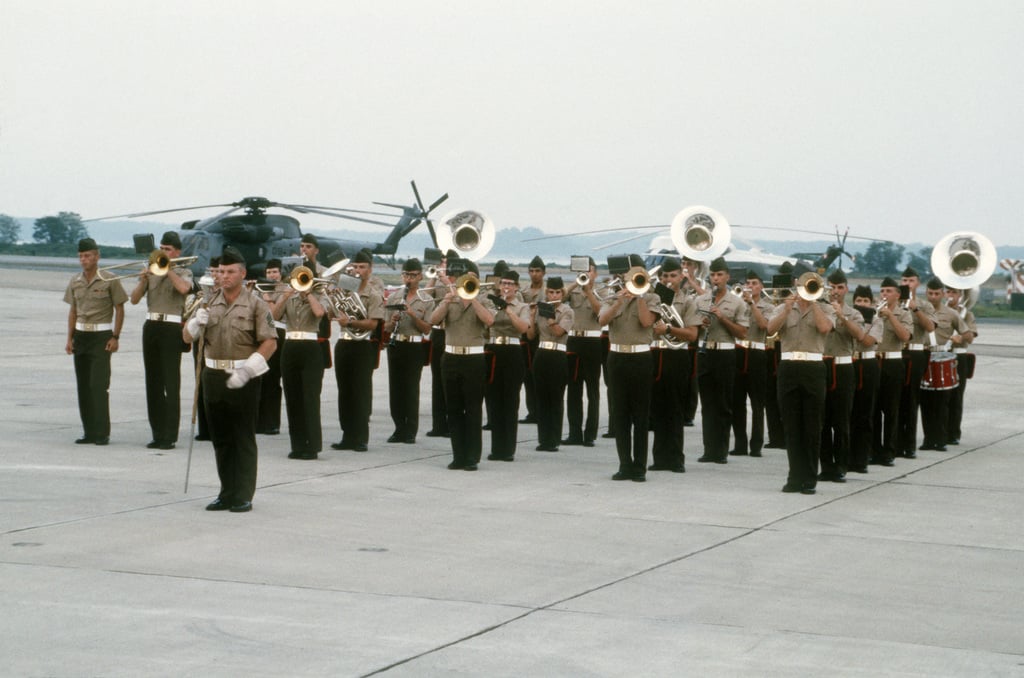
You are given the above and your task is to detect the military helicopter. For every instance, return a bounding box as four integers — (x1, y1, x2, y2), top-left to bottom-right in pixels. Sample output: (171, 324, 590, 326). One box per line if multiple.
(84, 181, 449, 278)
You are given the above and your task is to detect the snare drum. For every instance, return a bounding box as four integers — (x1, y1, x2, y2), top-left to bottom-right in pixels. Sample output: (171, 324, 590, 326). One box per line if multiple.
(920, 351, 959, 391)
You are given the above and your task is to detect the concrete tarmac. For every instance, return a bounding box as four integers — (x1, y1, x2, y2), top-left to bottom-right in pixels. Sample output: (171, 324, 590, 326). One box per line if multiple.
(1, 262, 1023, 677)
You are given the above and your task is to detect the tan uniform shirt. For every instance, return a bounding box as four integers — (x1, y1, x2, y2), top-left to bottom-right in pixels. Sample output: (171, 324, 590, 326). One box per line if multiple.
(442, 301, 490, 347)
(490, 300, 530, 339)
(931, 304, 969, 348)
(339, 284, 385, 339)
(521, 284, 545, 305)
(204, 289, 278, 360)
(951, 308, 977, 348)
(139, 265, 193, 314)
(566, 285, 602, 331)
(392, 290, 433, 337)
(602, 292, 661, 345)
(696, 289, 750, 343)
(63, 272, 128, 323)
(769, 302, 836, 353)
(876, 305, 914, 352)
(537, 302, 574, 345)
(745, 297, 776, 344)
(281, 293, 328, 333)
(909, 299, 937, 345)
(825, 303, 864, 358)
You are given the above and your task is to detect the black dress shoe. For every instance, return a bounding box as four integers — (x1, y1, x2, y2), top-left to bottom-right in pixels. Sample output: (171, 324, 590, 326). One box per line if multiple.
(486, 453, 501, 461)
(601, 431, 616, 439)
(352, 444, 368, 452)
(849, 465, 868, 474)
(426, 430, 450, 438)
(482, 423, 493, 431)
(750, 450, 762, 457)
(402, 437, 416, 444)
(933, 445, 947, 452)
(462, 464, 478, 471)
(729, 449, 748, 456)
(800, 487, 817, 495)
(713, 457, 727, 464)
(781, 483, 802, 493)
(631, 474, 646, 482)
(832, 473, 846, 483)
(262, 428, 279, 435)
(75, 436, 94, 444)
(519, 417, 536, 424)
(447, 461, 464, 470)
(648, 464, 668, 471)
(903, 451, 917, 459)
(611, 471, 632, 481)
(229, 501, 253, 513)
(330, 441, 351, 450)
(535, 445, 559, 452)
(683, 420, 694, 427)
(582, 440, 595, 447)
(697, 455, 715, 463)
(148, 441, 175, 450)
(670, 465, 686, 473)
(288, 451, 317, 460)
(918, 444, 934, 451)
(205, 498, 230, 511)
(194, 434, 211, 441)
(561, 438, 583, 446)
(93, 437, 109, 446)
(386, 433, 403, 443)
(947, 438, 960, 446)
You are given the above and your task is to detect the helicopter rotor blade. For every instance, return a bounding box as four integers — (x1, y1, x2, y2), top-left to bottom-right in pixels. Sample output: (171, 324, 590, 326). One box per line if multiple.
(410, 180, 439, 248)
(591, 231, 654, 250)
(194, 205, 246, 231)
(284, 205, 396, 227)
(427, 193, 449, 213)
(282, 203, 401, 218)
(522, 224, 668, 242)
(83, 203, 235, 222)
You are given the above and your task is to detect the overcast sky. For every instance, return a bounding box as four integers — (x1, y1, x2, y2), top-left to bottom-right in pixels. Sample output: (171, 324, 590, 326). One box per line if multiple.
(2, 0, 1022, 248)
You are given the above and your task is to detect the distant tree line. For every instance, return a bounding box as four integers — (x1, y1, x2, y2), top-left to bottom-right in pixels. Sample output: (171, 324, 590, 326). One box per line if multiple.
(0, 211, 92, 247)
(851, 241, 932, 278)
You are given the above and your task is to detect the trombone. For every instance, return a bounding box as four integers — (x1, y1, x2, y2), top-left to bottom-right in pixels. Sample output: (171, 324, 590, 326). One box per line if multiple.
(454, 273, 494, 301)
(98, 250, 198, 280)
(795, 271, 827, 301)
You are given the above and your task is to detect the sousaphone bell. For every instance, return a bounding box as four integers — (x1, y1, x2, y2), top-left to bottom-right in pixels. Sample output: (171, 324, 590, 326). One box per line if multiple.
(930, 231, 997, 290)
(670, 205, 732, 262)
(434, 209, 496, 262)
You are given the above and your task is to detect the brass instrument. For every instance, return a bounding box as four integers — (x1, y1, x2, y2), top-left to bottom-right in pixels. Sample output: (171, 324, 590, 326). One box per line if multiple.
(435, 209, 496, 262)
(930, 231, 997, 293)
(183, 275, 216, 321)
(424, 264, 440, 279)
(656, 303, 687, 348)
(326, 285, 371, 340)
(576, 272, 591, 287)
(624, 266, 652, 296)
(98, 250, 198, 281)
(796, 271, 827, 301)
(670, 206, 732, 262)
(454, 273, 494, 301)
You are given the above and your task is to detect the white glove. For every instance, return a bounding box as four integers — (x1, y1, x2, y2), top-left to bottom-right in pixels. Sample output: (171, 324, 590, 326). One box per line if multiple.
(185, 308, 209, 337)
(227, 352, 269, 389)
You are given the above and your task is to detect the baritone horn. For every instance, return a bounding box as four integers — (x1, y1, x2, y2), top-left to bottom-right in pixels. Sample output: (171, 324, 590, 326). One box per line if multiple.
(434, 209, 496, 262)
(930, 231, 997, 290)
(796, 271, 827, 301)
(670, 205, 732, 262)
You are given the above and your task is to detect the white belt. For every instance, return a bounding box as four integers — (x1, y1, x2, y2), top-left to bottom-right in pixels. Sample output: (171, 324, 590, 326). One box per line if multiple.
(75, 322, 112, 332)
(273, 320, 287, 330)
(781, 351, 823, 361)
(285, 331, 318, 341)
(205, 358, 247, 370)
(390, 334, 423, 343)
(338, 331, 370, 341)
(827, 355, 854, 365)
(490, 336, 521, 346)
(953, 348, 969, 354)
(147, 313, 182, 323)
(854, 351, 876, 360)
(538, 341, 567, 352)
(652, 339, 687, 350)
(445, 345, 485, 355)
(609, 343, 650, 354)
(735, 340, 767, 350)
(570, 330, 603, 338)
(704, 341, 735, 350)
(906, 343, 925, 351)
(879, 351, 905, 360)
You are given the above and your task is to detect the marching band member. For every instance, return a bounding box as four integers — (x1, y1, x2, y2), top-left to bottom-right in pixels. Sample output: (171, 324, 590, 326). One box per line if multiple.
(330, 249, 385, 453)
(679, 256, 705, 427)
(269, 265, 329, 460)
(430, 260, 495, 471)
(483, 260, 511, 431)
(194, 256, 220, 442)
(183, 246, 277, 513)
(256, 258, 286, 435)
(648, 259, 700, 473)
(849, 285, 881, 473)
(871, 277, 913, 467)
(897, 266, 936, 459)
(731, 270, 773, 458)
(766, 275, 836, 494)
(696, 257, 749, 465)
(64, 237, 127, 446)
(563, 257, 603, 447)
(598, 254, 660, 481)
(919, 278, 970, 451)
(527, 276, 574, 452)
(485, 270, 531, 461)
(519, 256, 546, 425)
(385, 258, 434, 444)
(424, 252, 453, 438)
(945, 287, 977, 446)
(819, 270, 866, 483)
(129, 231, 192, 450)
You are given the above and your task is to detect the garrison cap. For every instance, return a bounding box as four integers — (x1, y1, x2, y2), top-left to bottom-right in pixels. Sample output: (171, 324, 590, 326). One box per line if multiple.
(220, 246, 245, 267)
(77, 238, 98, 252)
(300, 233, 319, 247)
(265, 258, 282, 270)
(493, 260, 510, 277)
(853, 284, 874, 299)
(528, 255, 546, 270)
(501, 270, 520, 284)
(709, 257, 729, 273)
(353, 249, 373, 264)
(880, 276, 899, 289)
(628, 254, 645, 268)
(546, 276, 564, 290)
(746, 269, 763, 282)
(901, 266, 919, 278)
(160, 231, 182, 249)
(402, 258, 422, 272)
(926, 277, 944, 290)
(827, 270, 848, 285)
(659, 257, 681, 272)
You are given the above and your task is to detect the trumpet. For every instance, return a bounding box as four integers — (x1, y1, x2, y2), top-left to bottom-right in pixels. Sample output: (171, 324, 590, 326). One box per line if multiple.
(424, 264, 441, 279)
(796, 271, 827, 301)
(98, 250, 198, 281)
(575, 272, 591, 287)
